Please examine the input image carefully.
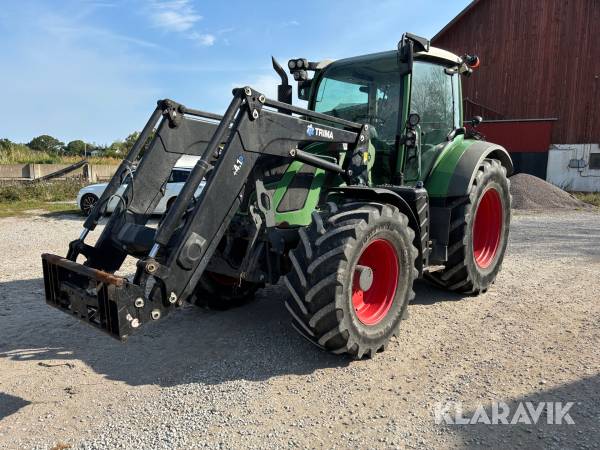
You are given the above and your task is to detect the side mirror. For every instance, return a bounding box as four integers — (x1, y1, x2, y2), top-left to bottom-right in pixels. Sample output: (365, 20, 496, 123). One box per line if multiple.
(407, 113, 421, 128)
(470, 116, 483, 127)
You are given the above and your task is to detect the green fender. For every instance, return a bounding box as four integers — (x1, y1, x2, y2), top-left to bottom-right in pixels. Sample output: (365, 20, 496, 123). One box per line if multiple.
(270, 141, 376, 226)
(271, 160, 326, 226)
(425, 137, 513, 198)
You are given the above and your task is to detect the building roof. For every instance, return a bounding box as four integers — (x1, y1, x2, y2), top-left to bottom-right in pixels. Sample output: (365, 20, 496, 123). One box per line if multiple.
(432, 0, 483, 42)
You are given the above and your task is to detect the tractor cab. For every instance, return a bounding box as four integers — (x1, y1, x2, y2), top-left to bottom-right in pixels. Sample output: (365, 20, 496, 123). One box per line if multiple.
(279, 36, 477, 188)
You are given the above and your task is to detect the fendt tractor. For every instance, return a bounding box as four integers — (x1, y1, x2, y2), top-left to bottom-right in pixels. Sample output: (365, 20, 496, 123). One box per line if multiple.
(42, 33, 512, 359)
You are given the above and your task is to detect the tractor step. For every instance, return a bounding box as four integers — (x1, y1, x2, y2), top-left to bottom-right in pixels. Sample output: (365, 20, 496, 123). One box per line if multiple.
(41, 253, 158, 340)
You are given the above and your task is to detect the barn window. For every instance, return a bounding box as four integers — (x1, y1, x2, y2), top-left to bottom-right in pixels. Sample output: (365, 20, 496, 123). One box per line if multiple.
(589, 153, 600, 170)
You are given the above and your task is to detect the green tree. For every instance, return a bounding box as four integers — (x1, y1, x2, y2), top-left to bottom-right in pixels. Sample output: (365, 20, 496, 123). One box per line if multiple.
(66, 140, 87, 156)
(105, 141, 124, 158)
(28, 135, 64, 153)
(123, 132, 140, 154)
(110, 131, 154, 158)
(0, 138, 14, 150)
(125, 130, 155, 158)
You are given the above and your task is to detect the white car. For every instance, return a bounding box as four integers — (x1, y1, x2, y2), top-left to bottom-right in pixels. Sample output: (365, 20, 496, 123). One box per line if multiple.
(77, 166, 205, 216)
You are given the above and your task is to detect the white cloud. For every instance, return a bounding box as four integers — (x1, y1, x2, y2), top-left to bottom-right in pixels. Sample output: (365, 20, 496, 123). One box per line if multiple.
(189, 32, 215, 46)
(217, 27, 235, 34)
(197, 33, 215, 46)
(146, 1, 216, 46)
(149, 0, 202, 32)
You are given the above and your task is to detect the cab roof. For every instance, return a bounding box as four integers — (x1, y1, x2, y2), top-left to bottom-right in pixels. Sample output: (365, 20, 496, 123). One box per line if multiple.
(324, 46, 461, 69)
(417, 46, 462, 64)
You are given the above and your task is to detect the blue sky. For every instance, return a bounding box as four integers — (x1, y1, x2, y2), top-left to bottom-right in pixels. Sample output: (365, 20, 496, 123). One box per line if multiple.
(0, 0, 470, 145)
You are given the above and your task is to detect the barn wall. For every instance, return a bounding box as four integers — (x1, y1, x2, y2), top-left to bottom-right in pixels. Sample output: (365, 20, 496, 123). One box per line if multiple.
(476, 119, 554, 179)
(432, 0, 600, 144)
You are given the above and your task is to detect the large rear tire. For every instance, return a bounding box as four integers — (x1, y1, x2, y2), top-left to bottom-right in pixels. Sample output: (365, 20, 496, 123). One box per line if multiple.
(426, 159, 511, 294)
(284, 202, 418, 359)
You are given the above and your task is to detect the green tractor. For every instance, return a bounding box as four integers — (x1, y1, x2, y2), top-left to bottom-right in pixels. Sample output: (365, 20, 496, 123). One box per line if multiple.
(42, 33, 512, 359)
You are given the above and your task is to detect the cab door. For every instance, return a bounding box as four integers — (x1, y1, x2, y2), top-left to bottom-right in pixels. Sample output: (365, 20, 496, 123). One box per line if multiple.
(403, 60, 461, 182)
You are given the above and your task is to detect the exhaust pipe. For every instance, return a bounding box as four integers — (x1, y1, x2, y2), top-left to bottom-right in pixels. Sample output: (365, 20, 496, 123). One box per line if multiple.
(272, 56, 292, 106)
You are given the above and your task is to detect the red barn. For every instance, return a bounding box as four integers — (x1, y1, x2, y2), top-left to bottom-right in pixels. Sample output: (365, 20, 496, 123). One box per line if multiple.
(432, 0, 600, 191)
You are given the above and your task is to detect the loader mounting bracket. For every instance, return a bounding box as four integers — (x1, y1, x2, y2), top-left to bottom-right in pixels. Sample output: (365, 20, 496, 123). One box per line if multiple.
(42, 253, 172, 340)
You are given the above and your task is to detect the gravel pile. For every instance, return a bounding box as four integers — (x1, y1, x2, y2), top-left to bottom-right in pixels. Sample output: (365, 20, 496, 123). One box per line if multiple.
(509, 173, 587, 210)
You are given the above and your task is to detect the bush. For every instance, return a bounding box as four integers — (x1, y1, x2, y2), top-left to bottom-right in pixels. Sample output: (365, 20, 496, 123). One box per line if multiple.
(0, 142, 122, 165)
(572, 192, 600, 207)
(0, 143, 58, 164)
(0, 179, 87, 204)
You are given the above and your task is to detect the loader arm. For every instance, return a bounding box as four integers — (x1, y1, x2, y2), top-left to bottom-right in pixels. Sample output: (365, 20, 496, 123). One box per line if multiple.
(42, 87, 371, 340)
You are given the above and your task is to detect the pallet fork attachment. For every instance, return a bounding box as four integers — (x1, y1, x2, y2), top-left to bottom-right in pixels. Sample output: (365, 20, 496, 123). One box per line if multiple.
(42, 87, 372, 339)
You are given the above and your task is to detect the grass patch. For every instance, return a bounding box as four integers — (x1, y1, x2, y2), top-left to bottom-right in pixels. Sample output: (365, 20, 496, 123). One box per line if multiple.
(0, 200, 79, 218)
(0, 179, 85, 217)
(572, 191, 600, 207)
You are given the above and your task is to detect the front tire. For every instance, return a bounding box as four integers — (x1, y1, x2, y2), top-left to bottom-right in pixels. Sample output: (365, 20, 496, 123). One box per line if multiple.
(426, 159, 511, 294)
(284, 202, 418, 359)
(80, 193, 98, 216)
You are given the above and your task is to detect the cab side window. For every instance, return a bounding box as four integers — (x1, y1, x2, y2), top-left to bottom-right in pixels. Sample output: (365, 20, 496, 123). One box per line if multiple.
(410, 61, 456, 147)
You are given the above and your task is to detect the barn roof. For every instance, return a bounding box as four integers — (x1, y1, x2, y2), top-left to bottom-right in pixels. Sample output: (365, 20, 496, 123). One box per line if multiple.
(432, 0, 483, 42)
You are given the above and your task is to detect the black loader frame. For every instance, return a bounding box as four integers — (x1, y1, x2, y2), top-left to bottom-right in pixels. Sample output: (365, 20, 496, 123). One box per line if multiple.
(42, 87, 375, 340)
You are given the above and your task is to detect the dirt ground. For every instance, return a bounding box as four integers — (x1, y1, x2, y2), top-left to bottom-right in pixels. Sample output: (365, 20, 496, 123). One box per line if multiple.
(0, 210, 599, 449)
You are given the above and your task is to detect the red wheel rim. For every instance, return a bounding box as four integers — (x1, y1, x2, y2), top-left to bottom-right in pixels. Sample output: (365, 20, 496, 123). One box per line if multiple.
(208, 272, 238, 286)
(472, 188, 503, 269)
(352, 239, 399, 326)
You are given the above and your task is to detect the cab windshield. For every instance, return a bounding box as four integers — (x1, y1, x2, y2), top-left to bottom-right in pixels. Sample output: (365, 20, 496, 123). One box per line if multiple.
(313, 53, 401, 144)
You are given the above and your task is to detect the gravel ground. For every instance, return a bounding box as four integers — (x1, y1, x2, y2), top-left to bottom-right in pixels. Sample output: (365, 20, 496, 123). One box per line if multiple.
(0, 210, 599, 449)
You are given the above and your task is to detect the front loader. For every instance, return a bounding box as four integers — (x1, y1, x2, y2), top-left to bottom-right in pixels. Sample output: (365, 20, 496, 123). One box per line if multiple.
(41, 33, 513, 358)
